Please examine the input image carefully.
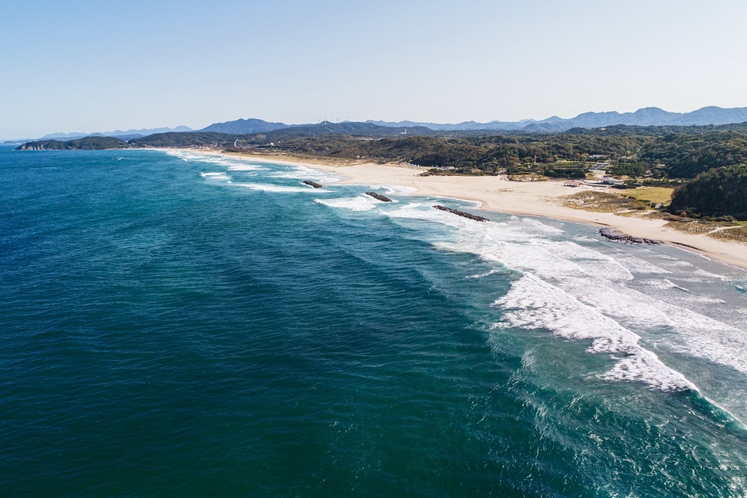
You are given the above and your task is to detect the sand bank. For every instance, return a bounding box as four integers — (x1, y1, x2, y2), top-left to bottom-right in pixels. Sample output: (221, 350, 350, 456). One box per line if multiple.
(214, 151, 747, 270)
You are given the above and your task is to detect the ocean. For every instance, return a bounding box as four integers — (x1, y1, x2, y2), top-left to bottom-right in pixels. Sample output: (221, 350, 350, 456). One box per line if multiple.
(1, 146, 746, 496)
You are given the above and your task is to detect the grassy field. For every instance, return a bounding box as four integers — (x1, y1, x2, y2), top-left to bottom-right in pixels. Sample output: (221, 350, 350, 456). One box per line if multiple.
(624, 187, 674, 205)
(562, 191, 649, 213)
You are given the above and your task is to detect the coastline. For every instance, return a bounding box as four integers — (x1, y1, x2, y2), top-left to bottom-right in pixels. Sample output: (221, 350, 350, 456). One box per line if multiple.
(190, 149, 747, 271)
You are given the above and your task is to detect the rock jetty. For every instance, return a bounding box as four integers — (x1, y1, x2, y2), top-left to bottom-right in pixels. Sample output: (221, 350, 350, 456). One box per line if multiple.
(599, 228, 661, 245)
(303, 180, 324, 189)
(365, 192, 392, 202)
(433, 205, 489, 222)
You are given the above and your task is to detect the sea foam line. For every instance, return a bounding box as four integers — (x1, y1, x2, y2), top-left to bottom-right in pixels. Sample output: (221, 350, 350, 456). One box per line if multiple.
(315, 195, 379, 211)
(494, 273, 695, 392)
(235, 183, 330, 193)
(378, 202, 747, 391)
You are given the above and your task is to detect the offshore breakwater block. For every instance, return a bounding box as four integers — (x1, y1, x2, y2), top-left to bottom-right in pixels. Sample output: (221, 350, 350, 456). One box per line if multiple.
(433, 205, 489, 222)
(599, 227, 661, 245)
(365, 192, 393, 202)
(303, 180, 324, 189)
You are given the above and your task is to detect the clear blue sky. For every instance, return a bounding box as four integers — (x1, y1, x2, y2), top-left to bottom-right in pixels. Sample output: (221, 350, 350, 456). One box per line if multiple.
(2, 0, 746, 138)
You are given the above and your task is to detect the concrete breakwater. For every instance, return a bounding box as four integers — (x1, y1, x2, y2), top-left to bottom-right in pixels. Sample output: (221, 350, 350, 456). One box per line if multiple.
(365, 192, 393, 202)
(433, 205, 489, 222)
(303, 181, 324, 189)
(599, 227, 661, 245)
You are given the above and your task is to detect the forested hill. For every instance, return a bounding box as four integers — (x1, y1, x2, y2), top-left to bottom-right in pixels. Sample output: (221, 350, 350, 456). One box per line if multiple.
(16, 136, 130, 150)
(200, 118, 287, 134)
(246, 121, 438, 139)
(641, 132, 747, 177)
(669, 164, 747, 219)
(126, 123, 436, 148)
(564, 122, 747, 137)
(128, 132, 239, 148)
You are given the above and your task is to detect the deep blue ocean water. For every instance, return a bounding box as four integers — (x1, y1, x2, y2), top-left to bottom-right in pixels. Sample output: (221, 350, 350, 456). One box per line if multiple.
(1, 146, 747, 496)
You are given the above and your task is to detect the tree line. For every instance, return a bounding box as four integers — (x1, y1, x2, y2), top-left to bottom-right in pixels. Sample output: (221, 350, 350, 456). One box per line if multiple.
(16, 122, 747, 218)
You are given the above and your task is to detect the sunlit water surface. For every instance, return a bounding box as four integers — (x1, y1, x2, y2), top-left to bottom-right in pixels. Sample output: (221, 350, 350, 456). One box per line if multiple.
(1, 147, 746, 496)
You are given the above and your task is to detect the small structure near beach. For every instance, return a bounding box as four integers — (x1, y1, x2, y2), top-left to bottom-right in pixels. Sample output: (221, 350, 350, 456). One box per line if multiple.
(433, 205, 489, 222)
(365, 192, 392, 202)
(303, 180, 324, 189)
(601, 177, 625, 187)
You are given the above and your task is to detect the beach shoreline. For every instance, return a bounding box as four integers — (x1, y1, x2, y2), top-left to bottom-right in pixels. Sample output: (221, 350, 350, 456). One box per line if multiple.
(185, 149, 747, 270)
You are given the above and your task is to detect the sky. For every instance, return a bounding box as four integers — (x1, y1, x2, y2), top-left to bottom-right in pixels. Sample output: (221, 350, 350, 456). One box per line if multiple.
(1, 0, 747, 139)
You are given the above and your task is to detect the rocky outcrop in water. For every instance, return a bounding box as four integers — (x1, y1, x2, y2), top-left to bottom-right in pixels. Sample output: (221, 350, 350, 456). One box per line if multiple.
(303, 181, 323, 189)
(433, 205, 489, 222)
(17, 143, 48, 150)
(599, 228, 661, 245)
(365, 192, 392, 202)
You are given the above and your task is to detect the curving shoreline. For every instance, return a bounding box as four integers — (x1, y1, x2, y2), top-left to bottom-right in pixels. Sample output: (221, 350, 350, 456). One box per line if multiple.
(194, 150, 747, 270)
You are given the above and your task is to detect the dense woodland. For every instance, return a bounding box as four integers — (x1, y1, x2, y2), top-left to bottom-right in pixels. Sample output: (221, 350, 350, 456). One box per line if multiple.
(640, 132, 747, 177)
(16, 121, 747, 218)
(669, 164, 747, 219)
(16, 136, 129, 150)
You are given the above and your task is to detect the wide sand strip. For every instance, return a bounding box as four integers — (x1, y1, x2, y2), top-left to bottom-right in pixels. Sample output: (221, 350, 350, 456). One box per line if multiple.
(212, 151, 747, 270)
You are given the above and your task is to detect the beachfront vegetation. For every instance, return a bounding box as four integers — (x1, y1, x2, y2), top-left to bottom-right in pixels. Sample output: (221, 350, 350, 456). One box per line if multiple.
(669, 164, 747, 219)
(561, 191, 651, 213)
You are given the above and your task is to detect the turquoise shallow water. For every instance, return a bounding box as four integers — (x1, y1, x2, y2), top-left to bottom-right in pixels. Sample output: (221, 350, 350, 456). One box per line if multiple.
(1, 146, 747, 496)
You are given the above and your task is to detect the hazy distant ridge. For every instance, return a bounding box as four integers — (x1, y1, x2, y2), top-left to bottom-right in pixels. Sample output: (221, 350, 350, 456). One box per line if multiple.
(12, 106, 747, 144)
(40, 126, 193, 141)
(368, 106, 747, 132)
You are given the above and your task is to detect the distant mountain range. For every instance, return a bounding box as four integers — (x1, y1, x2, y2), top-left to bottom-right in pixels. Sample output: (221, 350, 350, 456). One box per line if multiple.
(38, 126, 193, 141)
(7, 106, 747, 144)
(368, 106, 747, 132)
(198, 106, 747, 135)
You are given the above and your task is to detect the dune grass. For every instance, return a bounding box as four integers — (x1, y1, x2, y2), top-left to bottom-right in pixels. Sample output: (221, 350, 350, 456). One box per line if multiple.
(624, 187, 674, 205)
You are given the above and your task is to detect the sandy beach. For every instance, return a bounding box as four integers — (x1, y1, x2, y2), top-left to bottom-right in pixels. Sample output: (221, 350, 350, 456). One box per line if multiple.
(212, 151, 747, 270)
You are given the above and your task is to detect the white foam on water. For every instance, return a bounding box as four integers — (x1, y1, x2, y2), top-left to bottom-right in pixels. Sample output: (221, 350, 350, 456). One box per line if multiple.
(164, 150, 198, 160)
(368, 184, 417, 196)
(652, 256, 731, 281)
(287, 165, 343, 184)
(200, 172, 230, 181)
(228, 164, 264, 171)
(638, 299, 747, 374)
(693, 268, 731, 281)
(494, 274, 695, 391)
(519, 217, 564, 235)
(377, 202, 747, 391)
(611, 252, 672, 275)
(269, 172, 305, 179)
(638, 279, 687, 291)
(315, 196, 379, 212)
(164, 150, 267, 171)
(573, 235, 600, 243)
(234, 183, 329, 193)
(467, 269, 503, 279)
